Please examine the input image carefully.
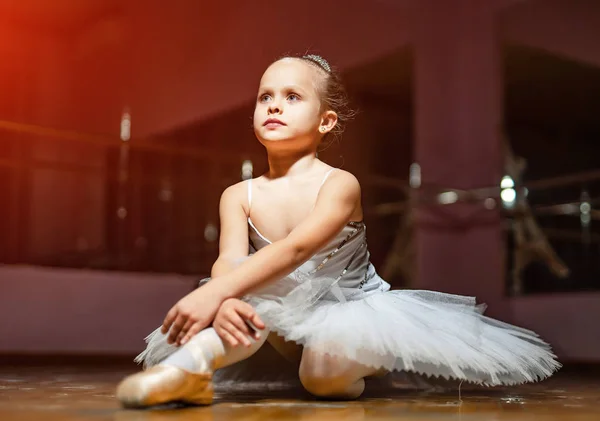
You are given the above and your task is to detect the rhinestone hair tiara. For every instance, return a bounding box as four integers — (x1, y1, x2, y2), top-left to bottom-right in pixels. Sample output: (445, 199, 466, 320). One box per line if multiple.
(303, 54, 331, 73)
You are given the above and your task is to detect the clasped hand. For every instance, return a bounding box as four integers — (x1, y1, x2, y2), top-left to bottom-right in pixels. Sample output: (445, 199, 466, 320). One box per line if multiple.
(213, 298, 265, 347)
(161, 287, 222, 346)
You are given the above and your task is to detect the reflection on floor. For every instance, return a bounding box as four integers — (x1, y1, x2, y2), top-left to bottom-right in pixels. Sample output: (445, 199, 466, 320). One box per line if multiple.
(1, 361, 599, 421)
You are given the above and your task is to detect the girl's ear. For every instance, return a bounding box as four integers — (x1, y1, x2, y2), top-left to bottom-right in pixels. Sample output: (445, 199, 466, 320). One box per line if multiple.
(319, 110, 338, 134)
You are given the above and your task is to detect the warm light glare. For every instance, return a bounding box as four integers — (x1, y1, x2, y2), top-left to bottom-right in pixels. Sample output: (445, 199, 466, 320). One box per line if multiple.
(409, 163, 421, 188)
(484, 198, 496, 209)
(500, 175, 516, 207)
(580, 202, 591, 214)
(204, 223, 218, 242)
(500, 176, 514, 189)
(241, 160, 253, 180)
(121, 111, 131, 141)
(438, 191, 458, 205)
(501, 188, 516, 203)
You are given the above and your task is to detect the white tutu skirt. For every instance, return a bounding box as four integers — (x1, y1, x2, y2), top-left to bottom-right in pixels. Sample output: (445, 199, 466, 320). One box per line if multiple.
(136, 269, 560, 387)
(249, 287, 559, 386)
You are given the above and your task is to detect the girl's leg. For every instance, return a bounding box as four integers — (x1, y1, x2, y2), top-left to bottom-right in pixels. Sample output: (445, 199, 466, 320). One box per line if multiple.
(266, 332, 303, 364)
(298, 348, 379, 400)
(117, 326, 269, 407)
(217, 327, 271, 368)
(162, 326, 270, 372)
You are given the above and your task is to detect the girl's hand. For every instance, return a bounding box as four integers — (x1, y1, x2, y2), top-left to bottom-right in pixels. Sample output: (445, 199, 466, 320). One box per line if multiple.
(161, 287, 222, 346)
(213, 298, 265, 347)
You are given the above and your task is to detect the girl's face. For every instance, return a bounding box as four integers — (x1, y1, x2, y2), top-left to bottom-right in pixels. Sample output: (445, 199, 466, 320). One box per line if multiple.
(253, 59, 335, 150)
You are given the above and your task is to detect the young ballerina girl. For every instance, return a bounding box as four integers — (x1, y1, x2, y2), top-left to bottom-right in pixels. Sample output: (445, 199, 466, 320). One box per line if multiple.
(116, 54, 560, 408)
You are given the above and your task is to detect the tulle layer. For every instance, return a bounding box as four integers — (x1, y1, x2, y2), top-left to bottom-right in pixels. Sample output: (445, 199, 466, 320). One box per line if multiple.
(135, 268, 560, 387)
(246, 279, 560, 386)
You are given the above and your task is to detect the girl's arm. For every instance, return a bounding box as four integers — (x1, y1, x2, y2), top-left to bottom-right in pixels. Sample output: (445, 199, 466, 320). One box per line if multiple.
(210, 183, 249, 278)
(205, 170, 361, 301)
(163, 182, 248, 345)
(165, 171, 361, 345)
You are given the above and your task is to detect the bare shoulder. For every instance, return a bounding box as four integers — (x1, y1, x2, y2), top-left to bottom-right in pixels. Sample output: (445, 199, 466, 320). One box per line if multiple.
(324, 169, 361, 197)
(315, 168, 362, 220)
(220, 180, 249, 210)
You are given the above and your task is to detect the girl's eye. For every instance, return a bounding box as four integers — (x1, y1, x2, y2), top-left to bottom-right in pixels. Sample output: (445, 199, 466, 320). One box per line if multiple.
(259, 94, 271, 103)
(287, 94, 300, 102)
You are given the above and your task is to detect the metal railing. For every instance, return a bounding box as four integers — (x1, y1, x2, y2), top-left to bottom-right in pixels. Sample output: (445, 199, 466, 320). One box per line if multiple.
(1, 119, 598, 295)
(0, 120, 261, 275)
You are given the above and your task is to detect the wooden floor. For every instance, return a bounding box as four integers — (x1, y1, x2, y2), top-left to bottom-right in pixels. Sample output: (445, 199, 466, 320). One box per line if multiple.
(1, 362, 599, 421)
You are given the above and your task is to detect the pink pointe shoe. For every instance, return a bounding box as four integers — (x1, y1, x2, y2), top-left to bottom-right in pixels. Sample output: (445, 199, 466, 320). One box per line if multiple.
(116, 365, 213, 408)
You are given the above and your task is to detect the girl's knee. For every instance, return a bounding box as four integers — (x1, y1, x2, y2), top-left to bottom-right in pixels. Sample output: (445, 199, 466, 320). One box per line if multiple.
(298, 353, 365, 399)
(299, 372, 365, 399)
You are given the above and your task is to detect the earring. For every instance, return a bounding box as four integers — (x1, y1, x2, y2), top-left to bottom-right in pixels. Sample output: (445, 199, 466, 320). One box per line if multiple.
(320, 126, 326, 133)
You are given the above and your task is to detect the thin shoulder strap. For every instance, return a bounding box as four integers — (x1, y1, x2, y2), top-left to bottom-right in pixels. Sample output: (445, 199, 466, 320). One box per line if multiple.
(319, 168, 336, 189)
(313, 169, 336, 211)
(247, 178, 252, 210)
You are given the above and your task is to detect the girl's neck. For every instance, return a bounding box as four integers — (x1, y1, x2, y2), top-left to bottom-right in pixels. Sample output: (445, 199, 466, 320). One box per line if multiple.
(266, 150, 320, 180)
